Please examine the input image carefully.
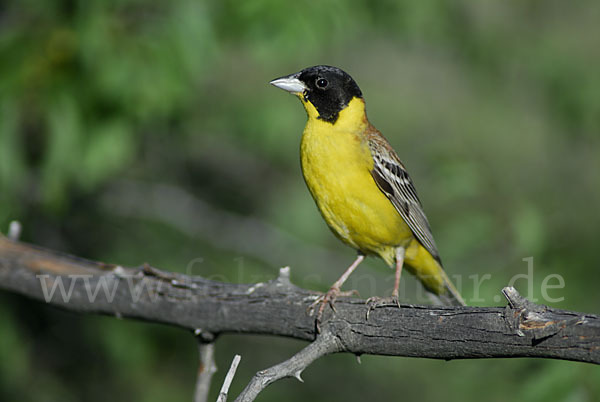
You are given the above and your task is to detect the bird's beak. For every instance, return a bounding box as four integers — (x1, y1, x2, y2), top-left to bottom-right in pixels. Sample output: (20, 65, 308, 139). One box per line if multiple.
(269, 73, 306, 95)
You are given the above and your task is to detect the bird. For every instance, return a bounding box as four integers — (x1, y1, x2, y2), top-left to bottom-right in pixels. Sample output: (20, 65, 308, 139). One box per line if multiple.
(270, 65, 465, 328)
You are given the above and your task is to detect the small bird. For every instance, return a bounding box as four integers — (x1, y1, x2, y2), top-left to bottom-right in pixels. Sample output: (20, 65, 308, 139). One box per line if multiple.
(270, 65, 465, 326)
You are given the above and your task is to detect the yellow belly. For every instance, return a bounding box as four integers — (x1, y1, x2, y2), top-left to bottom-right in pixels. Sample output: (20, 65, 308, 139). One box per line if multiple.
(297, 97, 446, 294)
(300, 120, 413, 265)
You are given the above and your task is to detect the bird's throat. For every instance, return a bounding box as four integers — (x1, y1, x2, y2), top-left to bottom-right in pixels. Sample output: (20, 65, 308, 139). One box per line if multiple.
(302, 96, 368, 133)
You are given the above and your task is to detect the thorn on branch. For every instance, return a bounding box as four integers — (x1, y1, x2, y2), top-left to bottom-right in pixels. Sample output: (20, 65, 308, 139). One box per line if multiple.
(262, 266, 299, 294)
(244, 267, 295, 295)
(293, 370, 304, 383)
(502, 286, 534, 310)
(272, 266, 293, 288)
(277, 266, 291, 283)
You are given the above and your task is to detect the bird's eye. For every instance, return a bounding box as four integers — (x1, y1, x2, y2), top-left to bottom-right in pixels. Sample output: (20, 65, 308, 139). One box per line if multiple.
(316, 78, 328, 89)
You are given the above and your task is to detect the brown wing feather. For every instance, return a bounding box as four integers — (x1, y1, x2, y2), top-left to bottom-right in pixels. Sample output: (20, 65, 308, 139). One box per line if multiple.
(366, 126, 442, 264)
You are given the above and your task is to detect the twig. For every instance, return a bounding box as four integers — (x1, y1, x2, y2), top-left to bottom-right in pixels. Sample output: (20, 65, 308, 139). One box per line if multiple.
(195, 343, 217, 402)
(234, 330, 342, 402)
(217, 355, 241, 402)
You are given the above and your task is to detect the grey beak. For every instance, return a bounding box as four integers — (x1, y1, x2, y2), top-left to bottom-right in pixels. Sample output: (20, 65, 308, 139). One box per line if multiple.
(270, 73, 306, 94)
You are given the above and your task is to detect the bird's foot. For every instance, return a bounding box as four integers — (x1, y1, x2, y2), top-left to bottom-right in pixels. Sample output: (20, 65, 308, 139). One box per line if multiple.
(365, 295, 401, 320)
(308, 287, 359, 333)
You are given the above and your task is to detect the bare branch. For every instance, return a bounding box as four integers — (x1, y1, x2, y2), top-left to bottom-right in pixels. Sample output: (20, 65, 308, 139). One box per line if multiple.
(195, 343, 217, 402)
(217, 355, 241, 402)
(235, 330, 342, 402)
(0, 234, 598, 367)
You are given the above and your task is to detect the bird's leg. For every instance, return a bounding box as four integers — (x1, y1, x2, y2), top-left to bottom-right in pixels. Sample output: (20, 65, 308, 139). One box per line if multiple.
(366, 247, 405, 319)
(391, 246, 405, 300)
(309, 254, 364, 332)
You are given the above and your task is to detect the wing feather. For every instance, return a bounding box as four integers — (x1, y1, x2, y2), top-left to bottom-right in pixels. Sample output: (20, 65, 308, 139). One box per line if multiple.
(368, 134, 442, 264)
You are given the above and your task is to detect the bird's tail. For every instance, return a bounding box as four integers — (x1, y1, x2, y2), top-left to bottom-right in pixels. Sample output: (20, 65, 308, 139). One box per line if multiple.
(404, 241, 466, 306)
(429, 268, 466, 306)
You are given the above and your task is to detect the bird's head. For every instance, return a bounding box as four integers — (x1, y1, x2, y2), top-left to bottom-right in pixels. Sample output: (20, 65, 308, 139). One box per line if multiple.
(270, 65, 363, 124)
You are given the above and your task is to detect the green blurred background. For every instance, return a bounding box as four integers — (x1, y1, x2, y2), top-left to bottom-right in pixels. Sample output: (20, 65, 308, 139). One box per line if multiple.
(1, 0, 599, 401)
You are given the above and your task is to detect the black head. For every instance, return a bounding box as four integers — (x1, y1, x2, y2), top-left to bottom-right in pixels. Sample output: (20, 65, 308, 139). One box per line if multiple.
(270, 65, 363, 124)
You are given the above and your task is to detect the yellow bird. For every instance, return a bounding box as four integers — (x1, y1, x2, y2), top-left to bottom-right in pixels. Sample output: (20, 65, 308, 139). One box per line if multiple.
(270, 65, 465, 324)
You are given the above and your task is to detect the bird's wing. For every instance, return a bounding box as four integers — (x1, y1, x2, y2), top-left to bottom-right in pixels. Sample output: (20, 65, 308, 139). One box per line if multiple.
(367, 132, 441, 264)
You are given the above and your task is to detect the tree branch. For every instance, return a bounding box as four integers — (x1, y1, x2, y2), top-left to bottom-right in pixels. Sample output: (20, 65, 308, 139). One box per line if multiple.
(1, 233, 599, 401)
(195, 342, 217, 402)
(217, 355, 241, 402)
(235, 330, 342, 401)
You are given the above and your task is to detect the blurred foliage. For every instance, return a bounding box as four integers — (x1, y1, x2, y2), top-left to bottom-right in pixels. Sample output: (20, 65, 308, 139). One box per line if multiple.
(1, 0, 600, 401)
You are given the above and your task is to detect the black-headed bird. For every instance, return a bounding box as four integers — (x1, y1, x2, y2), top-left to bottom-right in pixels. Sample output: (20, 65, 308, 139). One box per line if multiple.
(270, 65, 465, 327)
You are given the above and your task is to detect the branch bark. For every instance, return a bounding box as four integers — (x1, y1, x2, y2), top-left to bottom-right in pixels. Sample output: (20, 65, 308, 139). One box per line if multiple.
(217, 355, 241, 402)
(235, 330, 342, 401)
(0, 233, 599, 400)
(195, 342, 217, 402)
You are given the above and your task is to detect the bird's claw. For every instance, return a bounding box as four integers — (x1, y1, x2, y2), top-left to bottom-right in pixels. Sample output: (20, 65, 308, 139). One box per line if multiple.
(365, 295, 401, 320)
(307, 287, 359, 333)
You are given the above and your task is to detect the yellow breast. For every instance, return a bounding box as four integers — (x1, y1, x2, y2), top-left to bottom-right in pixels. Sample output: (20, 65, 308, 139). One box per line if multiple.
(299, 97, 413, 265)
